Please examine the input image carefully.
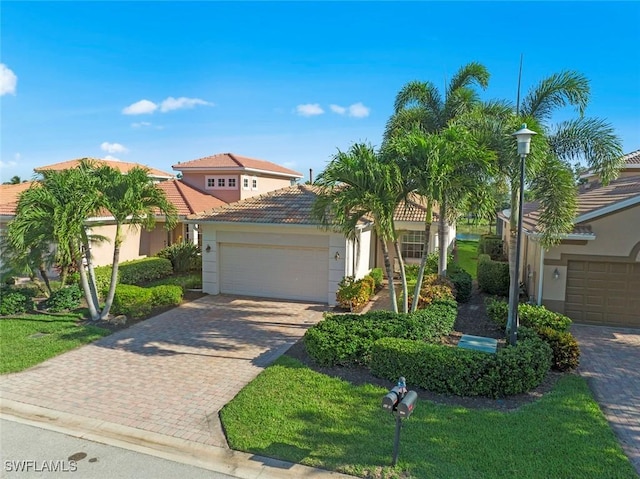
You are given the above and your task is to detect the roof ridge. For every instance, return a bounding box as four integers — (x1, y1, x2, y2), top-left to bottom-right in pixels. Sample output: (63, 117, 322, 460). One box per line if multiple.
(226, 153, 244, 168)
(172, 179, 195, 215)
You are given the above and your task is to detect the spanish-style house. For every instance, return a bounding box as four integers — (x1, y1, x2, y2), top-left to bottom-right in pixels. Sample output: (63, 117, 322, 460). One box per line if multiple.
(499, 156, 640, 328)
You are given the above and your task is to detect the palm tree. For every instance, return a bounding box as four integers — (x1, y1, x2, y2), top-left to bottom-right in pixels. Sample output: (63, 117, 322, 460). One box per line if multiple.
(95, 164, 177, 319)
(383, 62, 491, 304)
(313, 143, 406, 313)
(482, 71, 624, 340)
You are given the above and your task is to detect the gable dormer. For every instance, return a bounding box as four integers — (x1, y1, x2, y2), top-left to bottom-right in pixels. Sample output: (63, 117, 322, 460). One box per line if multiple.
(172, 153, 302, 203)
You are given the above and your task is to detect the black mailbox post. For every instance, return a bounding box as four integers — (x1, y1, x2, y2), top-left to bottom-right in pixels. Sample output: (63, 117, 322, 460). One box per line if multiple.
(381, 377, 418, 466)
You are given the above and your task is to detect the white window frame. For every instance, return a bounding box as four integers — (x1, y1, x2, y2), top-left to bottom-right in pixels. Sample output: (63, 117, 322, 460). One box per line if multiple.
(401, 230, 426, 260)
(205, 175, 238, 191)
(242, 178, 250, 190)
(251, 177, 258, 190)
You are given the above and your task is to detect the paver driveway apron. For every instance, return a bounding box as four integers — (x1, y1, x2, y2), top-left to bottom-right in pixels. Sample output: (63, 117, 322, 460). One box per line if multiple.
(0, 295, 326, 447)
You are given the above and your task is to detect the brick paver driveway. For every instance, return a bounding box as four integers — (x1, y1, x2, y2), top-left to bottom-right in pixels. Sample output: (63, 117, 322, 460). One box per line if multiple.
(572, 324, 640, 474)
(0, 295, 327, 447)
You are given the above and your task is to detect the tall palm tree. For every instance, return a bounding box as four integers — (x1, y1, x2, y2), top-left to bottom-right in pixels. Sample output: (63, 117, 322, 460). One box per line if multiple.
(383, 62, 491, 302)
(313, 143, 406, 313)
(481, 71, 624, 340)
(94, 163, 177, 319)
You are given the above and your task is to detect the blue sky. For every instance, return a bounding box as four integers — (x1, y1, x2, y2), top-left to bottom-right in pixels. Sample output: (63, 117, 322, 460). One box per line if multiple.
(1, 1, 639, 183)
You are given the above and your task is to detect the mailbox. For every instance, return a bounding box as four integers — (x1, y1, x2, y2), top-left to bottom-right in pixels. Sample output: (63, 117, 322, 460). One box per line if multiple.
(382, 386, 404, 412)
(397, 390, 418, 418)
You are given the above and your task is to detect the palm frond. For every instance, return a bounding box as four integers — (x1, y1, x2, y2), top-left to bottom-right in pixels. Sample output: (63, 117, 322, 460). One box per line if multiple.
(446, 61, 490, 99)
(520, 71, 590, 122)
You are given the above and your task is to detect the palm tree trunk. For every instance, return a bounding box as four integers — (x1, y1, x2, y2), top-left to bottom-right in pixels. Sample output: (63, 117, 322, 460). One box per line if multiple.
(100, 223, 122, 320)
(38, 264, 52, 295)
(78, 256, 100, 320)
(380, 238, 398, 314)
(438, 197, 449, 277)
(411, 201, 433, 312)
(80, 232, 100, 310)
(393, 240, 409, 313)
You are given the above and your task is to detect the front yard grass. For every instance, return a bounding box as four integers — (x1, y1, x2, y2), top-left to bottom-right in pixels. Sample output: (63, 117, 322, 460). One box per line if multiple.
(0, 313, 110, 374)
(221, 356, 636, 479)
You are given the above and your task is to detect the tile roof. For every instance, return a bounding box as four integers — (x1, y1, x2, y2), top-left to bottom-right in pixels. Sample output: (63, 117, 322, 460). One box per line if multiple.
(0, 182, 36, 216)
(514, 175, 640, 235)
(189, 185, 321, 224)
(623, 149, 640, 165)
(394, 194, 439, 222)
(172, 153, 302, 178)
(156, 180, 226, 216)
(35, 158, 174, 179)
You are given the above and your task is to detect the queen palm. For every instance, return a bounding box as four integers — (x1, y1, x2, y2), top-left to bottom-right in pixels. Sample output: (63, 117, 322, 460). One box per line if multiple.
(313, 143, 406, 313)
(383, 62, 491, 307)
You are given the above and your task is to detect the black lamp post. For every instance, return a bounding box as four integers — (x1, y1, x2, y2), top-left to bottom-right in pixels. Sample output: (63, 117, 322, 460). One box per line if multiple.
(507, 124, 537, 346)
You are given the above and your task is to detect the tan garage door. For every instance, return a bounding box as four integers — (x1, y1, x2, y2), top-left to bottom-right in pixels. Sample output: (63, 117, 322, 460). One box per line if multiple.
(565, 260, 640, 327)
(219, 243, 329, 303)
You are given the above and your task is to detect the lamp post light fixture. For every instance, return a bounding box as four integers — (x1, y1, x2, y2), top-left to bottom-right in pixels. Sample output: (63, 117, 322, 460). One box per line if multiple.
(507, 124, 537, 346)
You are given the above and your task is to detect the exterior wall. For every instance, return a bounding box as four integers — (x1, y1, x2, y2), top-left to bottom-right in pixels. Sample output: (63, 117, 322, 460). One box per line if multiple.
(239, 175, 292, 200)
(199, 223, 344, 305)
(87, 224, 145, 267)
(541, 204, 640, 312)
(344, 226, 374, 279)
(178, 171, 294, 203)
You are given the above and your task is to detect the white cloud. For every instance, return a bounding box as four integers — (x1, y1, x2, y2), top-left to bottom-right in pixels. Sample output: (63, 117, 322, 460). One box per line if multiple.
(131, 121, 152, 128)
(122, 99, 158, 115)
(160, 96, 213, 112)
(330, 104, 346, 115)
(348, 102, 370, 118)
(296, 103, 324, 117)
(0, 64, 17, 96)
(100, 142, 129, 154)
(103, 155, 122, 162)
(0, 160, 18, 169)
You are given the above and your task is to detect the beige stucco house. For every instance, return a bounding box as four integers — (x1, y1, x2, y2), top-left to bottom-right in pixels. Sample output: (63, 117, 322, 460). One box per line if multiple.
(499, 172, 640, 328)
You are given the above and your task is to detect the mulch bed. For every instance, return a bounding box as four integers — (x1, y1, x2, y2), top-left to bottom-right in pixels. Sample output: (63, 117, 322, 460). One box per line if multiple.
(285, 284, 563, 411)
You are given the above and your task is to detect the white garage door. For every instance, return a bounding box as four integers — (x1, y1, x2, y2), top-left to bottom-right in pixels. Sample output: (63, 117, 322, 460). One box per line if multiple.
(219, 243, 329, 302)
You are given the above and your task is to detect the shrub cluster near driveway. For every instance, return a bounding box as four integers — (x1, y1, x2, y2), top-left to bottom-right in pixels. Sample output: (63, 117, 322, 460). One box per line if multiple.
(111, 284, 183, 319)
(304, 299, 457, 367)
(87, 257, 174, 298)
(371, 327, 552, 398)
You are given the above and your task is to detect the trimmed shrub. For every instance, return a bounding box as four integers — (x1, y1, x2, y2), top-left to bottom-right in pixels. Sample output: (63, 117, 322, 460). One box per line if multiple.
(146, 274, 202, 291)
(477, 254, 510, 296)
(478, 234, 504, 260)
(119, 257, 173, 285)
(369, 268, 384, 289)
(45, 284, 83, 312)
(149, 285, 183, 308)
(336, 276, 371, 311)
(111, 284, 153, 319)
(370, 327, 552, 398)
(408, 274, 455, 310)
(157, 241, 201, 273)
(91, 265, 116, 298)
(486, 298, 572, 332)
(536, 327, 580, 371)
(447, 267, 473, 303)
(0, 288, 34, 316)
(361, 275, 376, 297)
(304, 300, 457, 367)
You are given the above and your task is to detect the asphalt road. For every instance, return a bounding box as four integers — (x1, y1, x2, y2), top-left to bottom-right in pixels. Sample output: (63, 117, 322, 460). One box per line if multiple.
(0, 419, 237, 479)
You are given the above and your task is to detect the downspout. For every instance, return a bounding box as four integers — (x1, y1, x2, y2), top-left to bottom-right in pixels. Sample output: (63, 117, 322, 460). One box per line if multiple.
(537, 244, 545, 305)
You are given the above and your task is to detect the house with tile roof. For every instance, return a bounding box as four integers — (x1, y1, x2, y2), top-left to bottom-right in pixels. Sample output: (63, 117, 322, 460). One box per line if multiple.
(498, 173, 640, 328)
(187, 185, 453, 305)
(35, 158, 175, 181)
(580, 149, 640, 183)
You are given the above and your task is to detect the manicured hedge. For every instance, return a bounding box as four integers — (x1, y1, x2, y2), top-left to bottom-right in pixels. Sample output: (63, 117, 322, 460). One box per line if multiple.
(370, 327, 552, 398)
(369, 268, 384, 289)
(111, 284, 183, 319)
(477, 254, 510, 296)
(0, 287, 35, 316)
(447, 267, 473, 303)
(304, 300, 457, 367)
(536, 327, 580, 371)
(477, 234, 504, 260)
(45, 284, 83, 312)
(92, 257, 174, 297)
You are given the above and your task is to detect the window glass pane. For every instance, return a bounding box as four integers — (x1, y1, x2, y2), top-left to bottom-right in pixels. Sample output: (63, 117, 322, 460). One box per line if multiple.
(401, 231, 426, 259)
(218, 178, 225, 187)
(207, 178, 215, 187)
(229, 178, 236, 187)
(252, 179, 257, 188)
(243, 178, 249, 188)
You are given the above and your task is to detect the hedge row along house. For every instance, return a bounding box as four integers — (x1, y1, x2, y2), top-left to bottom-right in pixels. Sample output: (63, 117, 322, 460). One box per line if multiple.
(1, 153, 454, 306)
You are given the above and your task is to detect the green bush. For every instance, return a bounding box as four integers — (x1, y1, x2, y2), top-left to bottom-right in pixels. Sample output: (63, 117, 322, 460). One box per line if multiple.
(90, 265, 116, 298)
(0, 288, 34, 316)
(111, 284, 153, 319)
(536, 327, 580, 371)
(447, 267, 473, 303)
(45, 284, 83, 312)
(478, 234, 504, 260)
(486, 298, 572, 332)
(146, 274, 202, 291)
(369, 268, 384, 288)
(119, 257, 173, 285)
(336, 276, 371, 311)
(477, 254, 510, 296)
(149, 285, 183, 308)
(370, 327, 552, 398)
(304, 300, 457, 367)
(157, 241, 201, 273)
(361, 275, 376, 297)
(408, 274, 455, 310)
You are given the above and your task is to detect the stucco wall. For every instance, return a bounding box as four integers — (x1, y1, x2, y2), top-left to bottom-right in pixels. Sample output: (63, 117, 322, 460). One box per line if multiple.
(239, 175, 292, 200)
(87, 224, 145, 267)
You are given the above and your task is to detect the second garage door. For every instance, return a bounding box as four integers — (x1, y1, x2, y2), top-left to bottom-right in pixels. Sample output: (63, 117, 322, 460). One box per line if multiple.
(219, 243, 329, 303)
(565, 260, 640, 327)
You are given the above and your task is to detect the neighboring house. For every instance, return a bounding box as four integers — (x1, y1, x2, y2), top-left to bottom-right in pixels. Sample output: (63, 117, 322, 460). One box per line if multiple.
(0, 182, 36, 271)
(580, 149, 640, 183)
(187, 186, 449, 306)
(34, 158, 175, 182)
(499, 174, 640, 328)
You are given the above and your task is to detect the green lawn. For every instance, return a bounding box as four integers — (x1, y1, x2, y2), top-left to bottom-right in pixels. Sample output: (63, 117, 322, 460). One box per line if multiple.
(221, 357, 636, 479)
(0, 313, 110, 374)
(456, 239, 479, 279)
